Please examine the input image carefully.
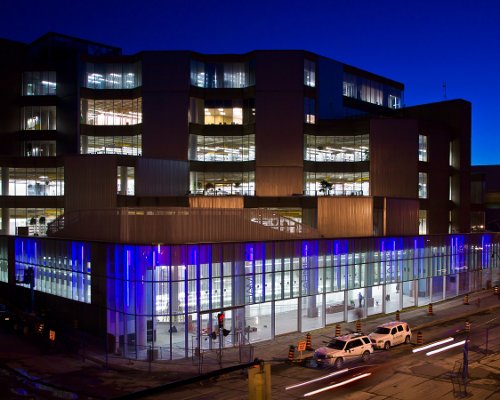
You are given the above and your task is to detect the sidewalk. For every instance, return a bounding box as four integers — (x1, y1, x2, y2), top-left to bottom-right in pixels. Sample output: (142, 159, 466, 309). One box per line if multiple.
(1, 289, 499, 399)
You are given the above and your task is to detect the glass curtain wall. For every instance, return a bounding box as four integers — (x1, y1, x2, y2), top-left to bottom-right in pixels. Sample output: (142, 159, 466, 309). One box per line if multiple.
(84, 62, 141, 89)
(304, 134, 369, 162)
(81, 135, 142, 156)
(190, 60, 255, 88)
(11, 233, 498, 361)
(22, 106, 56, 130)
(14, 237, 91, 303)
(81, 98, 142, 126)
(190, 171, 255, 196)
(100, 233, 499, 360)
(23, 71, 56, 96)
(343, 72, 403, 109)
(304, 172, 369, 196)
(189, 135, 255, 162)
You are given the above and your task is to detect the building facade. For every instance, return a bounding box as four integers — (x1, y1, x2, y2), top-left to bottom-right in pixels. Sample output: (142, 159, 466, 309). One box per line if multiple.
(0, 32, 481, 360)
(0, 33, 471, 241)
(1, 232, 498, 360)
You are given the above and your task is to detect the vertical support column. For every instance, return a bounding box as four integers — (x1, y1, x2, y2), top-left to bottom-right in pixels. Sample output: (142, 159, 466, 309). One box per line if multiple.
(1, 167, 10, 235)
(119, 166, 128, 195)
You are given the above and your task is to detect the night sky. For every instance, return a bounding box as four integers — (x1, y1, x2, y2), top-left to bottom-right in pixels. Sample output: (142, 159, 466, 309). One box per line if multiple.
(2, 0, 499, 165)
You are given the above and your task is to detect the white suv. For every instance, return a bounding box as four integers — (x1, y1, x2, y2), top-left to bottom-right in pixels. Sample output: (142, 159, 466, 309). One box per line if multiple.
(369, 321, 412, 350)
(313, 333, 373, 369)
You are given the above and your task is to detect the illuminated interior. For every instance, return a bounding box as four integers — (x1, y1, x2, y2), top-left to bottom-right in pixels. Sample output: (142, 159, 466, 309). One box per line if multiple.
(305, 134, 369, 162)
(81, 135, 142, 156)
(81, 98, 142, 126)
(189, 134, 255, 161)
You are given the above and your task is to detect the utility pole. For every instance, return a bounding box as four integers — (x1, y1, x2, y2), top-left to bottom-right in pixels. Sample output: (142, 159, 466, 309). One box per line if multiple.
(442, 81, 447, 100)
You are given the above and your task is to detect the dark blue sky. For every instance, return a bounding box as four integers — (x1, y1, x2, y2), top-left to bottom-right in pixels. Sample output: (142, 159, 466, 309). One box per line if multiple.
(2, 0, 499, 165)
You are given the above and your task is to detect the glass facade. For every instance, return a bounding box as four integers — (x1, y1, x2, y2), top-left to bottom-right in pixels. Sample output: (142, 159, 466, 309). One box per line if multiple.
(304, 59, 316, 87)
(81, 135, 142, 156)
(343, 72, 403, 109)
(22, 71, 56, 96)
(117, 166, 135, 195)
(189, 171, 255, 195)
(190, 60, 255, 88)
(6, 233, 499, 360)
(304, 172, 369, 196)
(5, 208, 63, 236)
(419, 134, 428, 162)
(304, 134, 369, 162)
(0, 237, 7, 283)
(189, 134, 255, 162)
(23, 141, 57, 157)
(189, 98, 255, 125)
(80, 98, 142, 126)
(419, 172, 428, 199)
(22, 106, 56, 130)
(84, 62, 141, 89)
(14, 237, 91, 303)
(304, 97, 316, 124)
(1, 167, 64, 196)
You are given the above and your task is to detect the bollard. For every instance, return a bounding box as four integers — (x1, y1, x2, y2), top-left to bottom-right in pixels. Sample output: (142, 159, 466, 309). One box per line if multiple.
(476, 297, 481, 307)
(428, 303, 434, 316)
(494, 286, 499, 295)
(463, 294, 469, 305)
(335, 324, 341, 337)
(305, 332, 314, 351)
(395, 310, 400, 321)
(417, 331, 423, 345)
(288, 345, 295, 362)
(355, 319, 362, 333)
(465, 321, 471, 333)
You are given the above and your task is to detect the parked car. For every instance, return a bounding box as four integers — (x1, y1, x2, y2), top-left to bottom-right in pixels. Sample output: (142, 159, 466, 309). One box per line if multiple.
(313, 333, 373, 369)
(369, 321, 412, 350)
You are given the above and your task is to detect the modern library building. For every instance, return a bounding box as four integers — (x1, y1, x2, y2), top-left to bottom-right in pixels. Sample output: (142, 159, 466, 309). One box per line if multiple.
(0, 32, 494, 360)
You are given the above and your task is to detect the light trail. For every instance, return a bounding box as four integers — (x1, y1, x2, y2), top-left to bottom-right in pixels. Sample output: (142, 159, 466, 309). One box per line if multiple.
(303, 373, 372, 397)
(285, 369, 349, 390)
(412, 337, 454, 353)
(426, 340, 466, 356)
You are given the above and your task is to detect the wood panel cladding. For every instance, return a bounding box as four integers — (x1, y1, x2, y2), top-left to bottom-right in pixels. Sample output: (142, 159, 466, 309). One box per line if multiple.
(317, 197, 373, 238)
(370, 119, 419, 198)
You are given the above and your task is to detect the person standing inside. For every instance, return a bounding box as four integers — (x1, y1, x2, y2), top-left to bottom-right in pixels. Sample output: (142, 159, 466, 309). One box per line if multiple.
(358, 291, 364, 308)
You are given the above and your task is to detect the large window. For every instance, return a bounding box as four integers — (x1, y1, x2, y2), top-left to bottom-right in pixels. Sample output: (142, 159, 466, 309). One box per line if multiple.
(189, 134, 255, 161)
(190, 171, 255, 195)
(304, 172, 369, 196)
(304, 59, 316, 87)
(22, 71, 56, 96)
(2, 167, 64, 196)
(81, 98, 142, 125)
(419, 135, 428, 162)
(15, 238, 91, 303)
(343, 72, 403, 109)
(190, 60, 255, 88)
(22, 106, 56, 130)
(304, 134, 369, 162)
(5, 208, 63, 236)
(189, 98, 255, 125)
(304, 97, 316, 124)
(419, 172, 428, 199)
(84, 62, 141, 89)
(23, 141, 56, 157)
(117, 166, 135, 195)
(81, 135, 142, 156)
